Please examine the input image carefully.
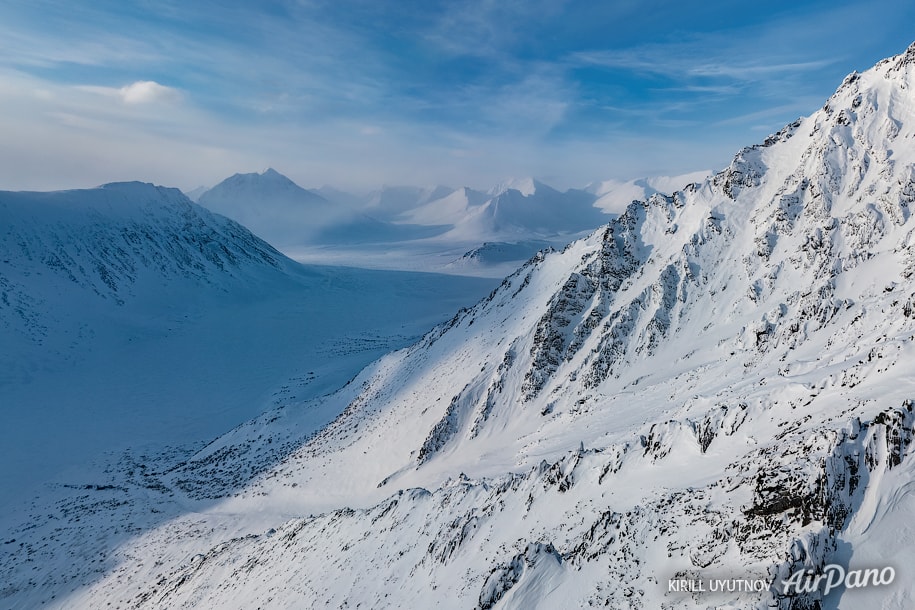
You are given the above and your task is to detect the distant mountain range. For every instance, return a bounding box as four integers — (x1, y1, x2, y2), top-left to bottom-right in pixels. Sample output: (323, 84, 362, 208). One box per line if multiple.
(189, 169, 710, 274)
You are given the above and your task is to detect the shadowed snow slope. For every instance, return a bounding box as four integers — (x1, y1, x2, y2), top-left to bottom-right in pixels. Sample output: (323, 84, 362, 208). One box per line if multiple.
(6, 43, 915, 610)
(0, 181, 497, 497)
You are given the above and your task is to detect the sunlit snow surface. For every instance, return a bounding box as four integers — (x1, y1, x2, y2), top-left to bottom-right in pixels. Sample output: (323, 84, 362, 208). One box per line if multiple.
(5, 44, 915, 610)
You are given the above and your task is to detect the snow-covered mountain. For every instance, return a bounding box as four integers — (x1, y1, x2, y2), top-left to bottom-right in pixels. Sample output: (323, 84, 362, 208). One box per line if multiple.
(0, 181, 291, 337)
(359, 184, 458, 221)
(430, 177, 709, 276)
(183, 185, 209, 202)
(198, 172, 706, 276)
(343, 176, 708, 275)
(417, 178, 607, 240)
(359, 174, 711, 239)
(0, 181, 497, 496)
(388, 179, 615, 276)
(394, 185, 490, 226)
(198, 169, 447, 248)
(6, 41, 915, 610)
(196, 168, 347, 245)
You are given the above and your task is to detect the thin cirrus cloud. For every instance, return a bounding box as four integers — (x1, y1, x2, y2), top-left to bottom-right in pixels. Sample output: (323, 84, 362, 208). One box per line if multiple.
(571, 48, 837, 82)
(0, 0, 914, 193)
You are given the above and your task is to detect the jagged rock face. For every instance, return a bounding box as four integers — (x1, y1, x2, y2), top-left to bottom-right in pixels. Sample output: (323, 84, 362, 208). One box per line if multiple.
(6, 45, 915, 610)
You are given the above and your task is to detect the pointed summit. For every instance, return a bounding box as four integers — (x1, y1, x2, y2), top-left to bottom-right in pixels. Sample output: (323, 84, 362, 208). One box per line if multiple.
(197, 169, 334, 245)
(209, 168, 313, 195)
(896, 39, 915, 67)
(489, 177, 552, 197)
(258, 167, 292, 183)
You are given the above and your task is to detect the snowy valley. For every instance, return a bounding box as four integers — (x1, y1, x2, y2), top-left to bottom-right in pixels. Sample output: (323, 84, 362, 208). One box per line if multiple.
(3, 40, 915, 610)
(0, 182, 497, 494)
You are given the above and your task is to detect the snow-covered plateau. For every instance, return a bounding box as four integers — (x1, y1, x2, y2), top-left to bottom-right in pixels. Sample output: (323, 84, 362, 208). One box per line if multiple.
(5, 41, 915, 610)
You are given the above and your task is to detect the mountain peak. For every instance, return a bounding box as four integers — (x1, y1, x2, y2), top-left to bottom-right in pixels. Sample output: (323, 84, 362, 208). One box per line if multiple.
(222, 168, 297, 187)
(900, 39, 915, 66)
(872, 38, 915, 75)
(489, 177, 553, 197)
(201, 169, 324, 202)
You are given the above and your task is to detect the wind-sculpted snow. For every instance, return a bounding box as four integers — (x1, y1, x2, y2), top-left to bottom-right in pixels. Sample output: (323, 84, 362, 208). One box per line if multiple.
(6, 42, 915, 610)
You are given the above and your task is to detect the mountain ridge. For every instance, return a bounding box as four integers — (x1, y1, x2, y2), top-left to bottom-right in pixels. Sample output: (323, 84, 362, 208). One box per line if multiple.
(193, 170, 711, 275)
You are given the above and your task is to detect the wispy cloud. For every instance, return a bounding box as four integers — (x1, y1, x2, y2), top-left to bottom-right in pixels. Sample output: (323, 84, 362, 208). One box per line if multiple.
(0, 0, 913, 192)
(424, 0, 569, 59)
(573, 48, 836, 82)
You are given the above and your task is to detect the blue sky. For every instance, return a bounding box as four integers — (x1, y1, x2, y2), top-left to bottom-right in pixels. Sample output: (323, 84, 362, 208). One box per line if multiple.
(1, 0, 914, 192)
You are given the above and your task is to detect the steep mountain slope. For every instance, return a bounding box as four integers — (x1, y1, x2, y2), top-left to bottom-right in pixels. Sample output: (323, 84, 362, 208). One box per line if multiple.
(0, 182, 497, 496)
(6, 43, 915, 610)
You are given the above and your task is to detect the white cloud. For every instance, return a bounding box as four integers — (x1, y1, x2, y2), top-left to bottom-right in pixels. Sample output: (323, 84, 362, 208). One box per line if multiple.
(118, 81, 182, 105)
(77, 80, 183, 107)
